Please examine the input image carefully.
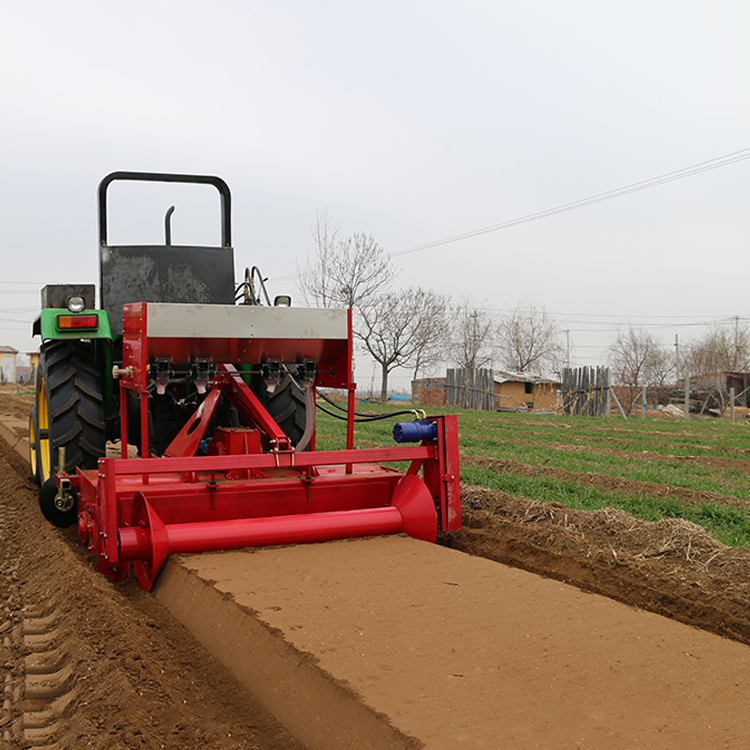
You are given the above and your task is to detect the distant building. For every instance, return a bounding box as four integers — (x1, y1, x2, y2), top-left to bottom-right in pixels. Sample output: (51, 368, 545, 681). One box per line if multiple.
(411, 377, 446, 407)
(16, 353, 37, 384)
(0, 346, 18, 384)
(493, 370, 561, 411)
(28, 352, 39, 386)
(677, 371, 750, 407)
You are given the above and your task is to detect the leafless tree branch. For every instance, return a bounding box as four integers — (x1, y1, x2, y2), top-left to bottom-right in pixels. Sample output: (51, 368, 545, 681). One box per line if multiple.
(496, 302, 563, 374)
(358, 287, 450, 400)
(450, 300, 496, 377)
(608, 327, 672, 416)
(297, 212, 397, 309)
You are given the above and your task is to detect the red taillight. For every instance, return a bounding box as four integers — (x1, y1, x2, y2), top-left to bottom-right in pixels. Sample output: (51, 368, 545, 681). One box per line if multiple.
(56, 314, 99, 330)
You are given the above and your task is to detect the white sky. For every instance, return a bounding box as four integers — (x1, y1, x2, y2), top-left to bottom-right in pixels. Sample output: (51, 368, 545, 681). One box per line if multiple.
(2, 1, 749, 389)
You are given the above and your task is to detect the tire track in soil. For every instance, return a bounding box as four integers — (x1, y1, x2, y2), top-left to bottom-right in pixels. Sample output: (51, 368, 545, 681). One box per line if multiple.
(0, 433, 306, 750)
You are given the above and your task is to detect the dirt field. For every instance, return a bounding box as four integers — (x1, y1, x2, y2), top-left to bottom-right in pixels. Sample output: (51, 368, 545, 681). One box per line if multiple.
(4, 388, 750, 748)
(0, 393, 305, 749)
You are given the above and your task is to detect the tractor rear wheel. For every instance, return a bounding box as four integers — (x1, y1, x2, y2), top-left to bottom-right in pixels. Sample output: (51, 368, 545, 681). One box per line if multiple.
(36, 340, 105, 516)
(257, 374, 308, 449)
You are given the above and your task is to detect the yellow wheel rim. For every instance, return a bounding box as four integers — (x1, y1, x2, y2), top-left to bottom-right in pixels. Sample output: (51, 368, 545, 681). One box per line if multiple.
(29, 414, 37, 477)
(37, 376, 52, 483)
(28, 410, 38, 480)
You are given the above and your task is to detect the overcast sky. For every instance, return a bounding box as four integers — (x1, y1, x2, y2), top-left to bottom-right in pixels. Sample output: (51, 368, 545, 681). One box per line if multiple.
(2, 1, 749, 388)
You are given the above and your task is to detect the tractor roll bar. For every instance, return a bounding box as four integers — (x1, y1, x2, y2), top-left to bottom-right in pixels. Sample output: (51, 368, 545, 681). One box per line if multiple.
(98, 171, 232, 248)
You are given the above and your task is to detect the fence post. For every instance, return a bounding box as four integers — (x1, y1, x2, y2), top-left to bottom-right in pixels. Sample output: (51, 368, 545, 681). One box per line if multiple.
(684, 375, 690, 420)
(562, 366, 611, 417)
(610, 389, 628, 419)
(730, 386, 736, 424)
(604, 369, 611, 417)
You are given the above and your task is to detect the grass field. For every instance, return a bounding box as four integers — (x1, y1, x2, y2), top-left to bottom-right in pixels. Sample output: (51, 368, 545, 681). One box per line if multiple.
(314, 402, 750, 547)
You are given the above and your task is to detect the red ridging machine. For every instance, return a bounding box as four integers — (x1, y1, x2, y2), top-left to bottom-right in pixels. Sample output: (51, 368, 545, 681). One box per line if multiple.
(29, 172, 460, 590)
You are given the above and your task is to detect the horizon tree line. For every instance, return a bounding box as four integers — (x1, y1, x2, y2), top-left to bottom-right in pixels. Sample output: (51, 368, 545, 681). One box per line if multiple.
(297, 214, 747, 400)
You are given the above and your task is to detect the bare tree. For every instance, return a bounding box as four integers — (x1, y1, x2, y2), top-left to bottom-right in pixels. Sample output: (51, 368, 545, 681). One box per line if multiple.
(684, 321, 750, 376)
(296, 211, 341, 308)
(297, 212, 396, 309)
(609, 327, 672, 415)
(409, 289, 451, 381)
(450, 300, 495, 377)
(358, 287, 450, 401)
(496, 302, 563, 374)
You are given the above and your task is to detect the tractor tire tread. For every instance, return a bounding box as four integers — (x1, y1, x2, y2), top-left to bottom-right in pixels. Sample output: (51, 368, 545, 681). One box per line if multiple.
(258, 374, 307, 448)
(37, 340, 105, 484)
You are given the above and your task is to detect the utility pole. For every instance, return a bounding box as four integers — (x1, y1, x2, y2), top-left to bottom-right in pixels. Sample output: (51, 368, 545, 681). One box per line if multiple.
(674, 334, 680, 382)
(734, 316, 740, 371)
(470, 310, 478, 379)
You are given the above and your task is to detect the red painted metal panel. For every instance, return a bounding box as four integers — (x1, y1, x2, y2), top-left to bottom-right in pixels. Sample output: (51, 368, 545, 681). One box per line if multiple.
(104, 445, 436, 476)
(113, 470, 400, 528)
(216, 364, 291, 450)
(121, 302, 350, 389)
(162, 388, 222, 458)
(118, 472, 436, 590)
(208, 427, 263, 457)
(122, 302, 148, 390)
(441, 415, 461, 530)
(139, 337, 344, 370)
(121, 506, 403, 560)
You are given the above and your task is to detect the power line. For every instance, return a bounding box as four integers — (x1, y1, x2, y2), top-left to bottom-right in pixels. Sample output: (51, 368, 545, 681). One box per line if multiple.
(560, 320, 725, 330)
(392, 147, 750, 257)
(275, 147, 750, 285)
(0, 281, 48, 286)
(516, 310, 743, 321)
(477, 305, 743, 321)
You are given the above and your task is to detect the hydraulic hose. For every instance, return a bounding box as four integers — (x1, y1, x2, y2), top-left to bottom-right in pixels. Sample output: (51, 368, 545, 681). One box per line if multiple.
(295, 382, 316, 451)
(315, 388, 425, 422)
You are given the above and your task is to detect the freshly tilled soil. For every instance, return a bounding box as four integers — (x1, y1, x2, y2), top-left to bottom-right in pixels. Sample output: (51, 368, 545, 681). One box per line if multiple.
(446, 484, 750, 645)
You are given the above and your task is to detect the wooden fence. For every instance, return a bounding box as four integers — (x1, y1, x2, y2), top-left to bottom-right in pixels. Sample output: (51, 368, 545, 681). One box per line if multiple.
(445, 368, 494, 411)
(561, 366, 611, 417)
